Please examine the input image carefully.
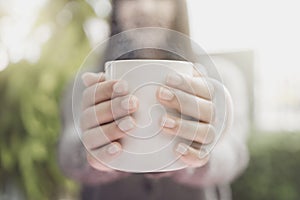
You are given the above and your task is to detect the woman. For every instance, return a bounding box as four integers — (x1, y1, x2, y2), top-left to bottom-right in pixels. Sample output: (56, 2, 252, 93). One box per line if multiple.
(58, 0, 249, 199)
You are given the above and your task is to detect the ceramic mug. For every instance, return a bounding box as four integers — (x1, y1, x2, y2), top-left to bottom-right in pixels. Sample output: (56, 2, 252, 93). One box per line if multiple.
(104, 59, 195, 172)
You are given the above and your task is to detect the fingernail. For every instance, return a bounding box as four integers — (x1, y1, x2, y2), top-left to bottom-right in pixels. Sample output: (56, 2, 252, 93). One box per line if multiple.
(206, 125, 216, 143)
(161, 116, 176, 128)
(176, 143, 188, 155)
(121, 96, 137, 110)
(166, 73, 182, 86)
(198, 148, 208, 159)
(207, 134, 215, 143)
(113, 80, 128, 94)
(118, 117, 135, 131)
(107, 144, 121, 154)
(159, 87, 174, 101)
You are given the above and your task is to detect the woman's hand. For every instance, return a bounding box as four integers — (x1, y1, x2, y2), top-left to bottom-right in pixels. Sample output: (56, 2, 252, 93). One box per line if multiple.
(81, 72, 139, 172)
(156, 70, 215, 168)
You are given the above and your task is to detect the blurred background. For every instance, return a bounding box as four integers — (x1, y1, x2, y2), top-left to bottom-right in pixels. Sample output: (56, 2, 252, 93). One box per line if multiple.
(0, 0, 299, 199)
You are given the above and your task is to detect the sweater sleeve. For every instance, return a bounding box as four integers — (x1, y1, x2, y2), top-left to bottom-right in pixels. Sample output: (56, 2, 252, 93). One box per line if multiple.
(169, 58, 250, 188)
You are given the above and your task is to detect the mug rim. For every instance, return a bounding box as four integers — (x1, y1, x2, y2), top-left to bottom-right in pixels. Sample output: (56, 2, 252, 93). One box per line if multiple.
(105, 59, 193, 71)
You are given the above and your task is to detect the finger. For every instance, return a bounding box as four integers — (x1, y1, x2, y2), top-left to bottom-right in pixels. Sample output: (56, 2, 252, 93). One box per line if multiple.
(82, 80, 129, 109)
(87, 142, 122, 172)
(81, 72, 105, 87)
(160, 115, 215, 144)
(81, 95, 139, 130)
(157, 87, 215, 123)
(86, 153, 113, 172)
(192, 64, 209, 77)
(82, 116, 136, 150)
(193, 69, 203, 77)
(175, 143, 210, 167)
(165, 72, 214, 100)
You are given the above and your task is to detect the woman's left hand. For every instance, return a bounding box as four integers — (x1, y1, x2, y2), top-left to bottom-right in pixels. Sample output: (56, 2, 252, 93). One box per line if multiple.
(156, 70, 216, 168)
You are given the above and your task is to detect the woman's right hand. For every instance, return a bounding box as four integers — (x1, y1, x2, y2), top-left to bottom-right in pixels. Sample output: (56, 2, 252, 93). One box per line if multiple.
(80, 72, 139, 172)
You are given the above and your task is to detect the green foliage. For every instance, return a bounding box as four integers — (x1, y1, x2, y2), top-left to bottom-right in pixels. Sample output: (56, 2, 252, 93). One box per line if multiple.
(232, 132, 300, 200)
(0, 0, 93, 199)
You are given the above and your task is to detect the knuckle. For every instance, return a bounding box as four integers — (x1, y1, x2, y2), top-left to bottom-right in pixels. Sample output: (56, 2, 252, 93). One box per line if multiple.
(179, 91, 189, 104)
(94, 104, 104, 123)
(82, 88, 89, 100)
(104, 81, 114, 98)
(82, 89, 90, 108)
(195, 127, 205, 143)
(90, 85, 99, 98)
(176, 92, 189, 109)
(111, 98, 123, 116)
(80, 110, 90, 130)
(206, 124, 216, 142)
(207, 124, 215, 134)
(82, 106, 102, 128)
(79, 115, 85, 130)
(201, 101, 214, 123)
(82, 132, 95, 149)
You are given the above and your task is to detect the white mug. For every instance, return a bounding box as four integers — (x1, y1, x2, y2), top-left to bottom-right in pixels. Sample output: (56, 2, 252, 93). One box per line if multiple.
(104, 59, 194, 172)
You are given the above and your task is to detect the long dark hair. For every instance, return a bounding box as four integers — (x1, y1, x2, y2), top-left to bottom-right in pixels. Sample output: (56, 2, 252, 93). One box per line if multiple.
(102, 0, 194, 66)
